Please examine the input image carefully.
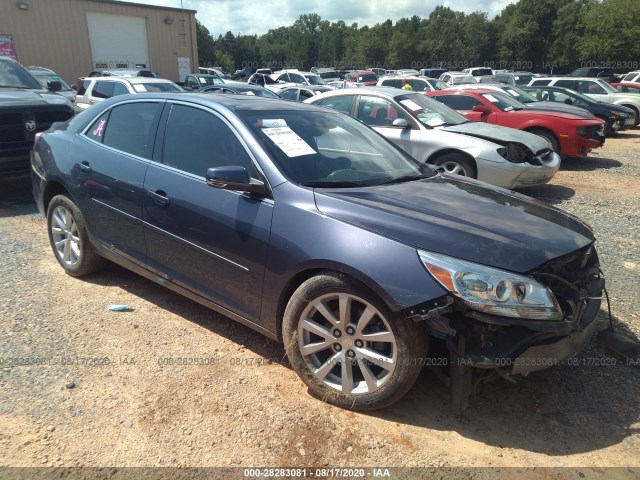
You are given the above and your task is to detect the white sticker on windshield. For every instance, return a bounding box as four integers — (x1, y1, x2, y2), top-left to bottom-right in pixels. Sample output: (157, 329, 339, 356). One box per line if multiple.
(244, 91, 255, 96)
(484, 94, 498, 103)
(399, 99, 422, 112)
(133, 84, 147, 92)
(262, 127, 316, 157)
(507, 89, 519, 96)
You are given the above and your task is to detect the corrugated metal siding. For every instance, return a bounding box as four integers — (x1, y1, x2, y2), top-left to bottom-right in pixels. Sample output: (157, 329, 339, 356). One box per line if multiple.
(0, 0, 198, 83)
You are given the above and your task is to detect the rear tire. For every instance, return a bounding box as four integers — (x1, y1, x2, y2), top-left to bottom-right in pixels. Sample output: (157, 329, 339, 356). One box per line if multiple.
(283, 272, 428, 410)
(47, 194, 107, 277)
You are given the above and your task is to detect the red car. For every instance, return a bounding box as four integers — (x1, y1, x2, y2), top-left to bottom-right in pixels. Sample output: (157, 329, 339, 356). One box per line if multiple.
(610, 82, 640, 94)
(426, 89, 605, 157)
(346, 70, 378, 86)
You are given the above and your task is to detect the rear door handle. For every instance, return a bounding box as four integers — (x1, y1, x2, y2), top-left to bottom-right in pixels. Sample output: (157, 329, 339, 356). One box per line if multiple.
(78, 161, 92, 173)
(146, 189, 170, 207)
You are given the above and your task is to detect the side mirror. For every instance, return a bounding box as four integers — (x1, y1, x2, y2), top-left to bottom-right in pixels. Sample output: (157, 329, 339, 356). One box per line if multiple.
(472, 104, 492, 114)
(392, 118, 409, 128)
(47, 80, 62, 92)
(564, 98, 573, 105)
(206, 166, 268, 197)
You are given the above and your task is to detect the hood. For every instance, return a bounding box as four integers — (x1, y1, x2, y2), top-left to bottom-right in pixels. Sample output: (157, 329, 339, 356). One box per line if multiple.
(314, 176, 594, 273)
(0, 89, 73, 109)
(442, 122, 550, 152)
(524, 101, 596, 118)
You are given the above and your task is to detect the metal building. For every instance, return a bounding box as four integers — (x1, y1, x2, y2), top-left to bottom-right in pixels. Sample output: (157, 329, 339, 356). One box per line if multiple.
(0, 0, 198, 83)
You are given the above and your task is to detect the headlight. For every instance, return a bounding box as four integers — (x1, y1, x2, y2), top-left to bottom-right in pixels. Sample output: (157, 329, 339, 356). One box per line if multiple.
(497, 143, 528, 163)
(418, 251, 563, 320)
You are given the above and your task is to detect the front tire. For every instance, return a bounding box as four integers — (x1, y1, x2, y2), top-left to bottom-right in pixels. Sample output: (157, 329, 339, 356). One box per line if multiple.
(283, 272, 428, 410)
(431, 153, 477, 178)
(47, 194, 106, 277)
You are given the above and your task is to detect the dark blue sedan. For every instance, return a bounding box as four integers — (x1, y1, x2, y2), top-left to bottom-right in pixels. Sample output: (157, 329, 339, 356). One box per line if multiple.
(31, 93, 604, 411)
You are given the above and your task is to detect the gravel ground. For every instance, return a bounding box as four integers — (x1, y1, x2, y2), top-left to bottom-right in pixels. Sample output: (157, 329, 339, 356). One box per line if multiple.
(0, 132, 639, 479)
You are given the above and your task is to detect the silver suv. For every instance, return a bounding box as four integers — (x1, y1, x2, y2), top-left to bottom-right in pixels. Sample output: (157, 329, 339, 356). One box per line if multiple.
(74, 77, 182, 111)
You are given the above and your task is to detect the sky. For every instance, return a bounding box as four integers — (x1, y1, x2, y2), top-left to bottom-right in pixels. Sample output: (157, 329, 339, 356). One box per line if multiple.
(132, 0, 514, 37)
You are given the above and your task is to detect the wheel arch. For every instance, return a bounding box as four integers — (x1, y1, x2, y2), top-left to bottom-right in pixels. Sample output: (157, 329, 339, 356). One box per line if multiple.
(524, 126, 560, 150)
(274, 264, 406, 342)
(426, 148, 477, 171)
(619, 104, 639, 124)
(43, 180, 73, 214)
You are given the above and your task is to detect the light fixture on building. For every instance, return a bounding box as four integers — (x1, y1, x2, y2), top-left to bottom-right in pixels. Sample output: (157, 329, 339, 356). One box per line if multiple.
(164, 17, 174, 25)
(17, 2, 30, 9)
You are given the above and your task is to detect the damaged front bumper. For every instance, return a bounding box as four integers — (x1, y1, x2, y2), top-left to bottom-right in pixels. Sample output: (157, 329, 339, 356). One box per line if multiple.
(415, 244, 605, 376)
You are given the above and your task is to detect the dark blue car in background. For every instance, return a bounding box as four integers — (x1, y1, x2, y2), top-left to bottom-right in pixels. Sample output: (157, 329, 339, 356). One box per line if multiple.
(31, 93, 604, 411)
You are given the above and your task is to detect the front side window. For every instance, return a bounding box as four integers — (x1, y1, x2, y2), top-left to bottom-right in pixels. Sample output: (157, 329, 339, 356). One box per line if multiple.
(357, 96, 405, 127)
(555, 79, 575, 89)
(100, 102, 160, 158)
(162, 104, 255, 177)
(279, 89, 299, 101)
(316, 95, 354, 114)
(112, 82, 130, 96)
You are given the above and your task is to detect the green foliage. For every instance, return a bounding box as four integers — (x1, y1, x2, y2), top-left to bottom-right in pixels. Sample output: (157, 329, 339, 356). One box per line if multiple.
(195, 1, 638, 74)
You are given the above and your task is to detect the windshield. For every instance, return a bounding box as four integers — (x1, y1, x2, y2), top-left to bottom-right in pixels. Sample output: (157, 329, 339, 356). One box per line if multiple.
(426, 79, 449, 90)
(357, 74, 378, 83)
(513, 74, 534, 85)
(197, 75, 223, 86)
(598, 80, 618, 94)
(236, 87, 279, 98)
(238, 110, 434, 187)
(499, 85, 538, 103)
(0, 59, 43, 89)
(396, 93, 468, 127)
(481, 92, 526, 111)
(305, 75, 326, 86)
(31, 72, 73, 91)
(452, 75, 476, 85)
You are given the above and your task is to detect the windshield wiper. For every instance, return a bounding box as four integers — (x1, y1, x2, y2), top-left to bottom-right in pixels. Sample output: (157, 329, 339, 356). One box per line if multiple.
(380, 173, 432, 185)
(300, 181, 365, 188)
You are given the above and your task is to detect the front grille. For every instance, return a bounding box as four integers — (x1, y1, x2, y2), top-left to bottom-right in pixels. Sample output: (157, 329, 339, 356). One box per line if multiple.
(532, 244, 604, 322)
(0, 109, 72, 152)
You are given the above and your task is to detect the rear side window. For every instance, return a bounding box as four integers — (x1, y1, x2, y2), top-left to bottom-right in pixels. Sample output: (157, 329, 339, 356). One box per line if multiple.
(86, 111, 110, 143)
(530, 79, 551, 86)
(99, 102, 160, 158)
(77, 79, 91, 96)
(162, 104, 255, 177)
(112, 82, 130, 96)
(381, 79, 402, 89)
(555, 79, 575, 89)
(92, 81, 115, 99)
(279, 89, 299, 101)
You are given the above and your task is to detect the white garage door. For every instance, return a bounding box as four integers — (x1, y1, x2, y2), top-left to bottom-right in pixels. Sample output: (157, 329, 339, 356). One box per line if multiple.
(87, 12, 150, 69)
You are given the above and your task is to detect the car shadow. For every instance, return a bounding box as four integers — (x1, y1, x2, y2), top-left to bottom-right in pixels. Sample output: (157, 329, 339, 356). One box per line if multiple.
(368, 309, 639, 456)
(517, 184, 576, 205)
(79, 261, 639, 457)
(562, 155, 623, 171)
(80, 262, 288, 361)
(612, 131, 640, 139)
(0, 175, 39, 217)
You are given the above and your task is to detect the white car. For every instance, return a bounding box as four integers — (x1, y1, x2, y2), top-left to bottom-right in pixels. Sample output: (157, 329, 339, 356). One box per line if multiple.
(74, 77, 182, 111)
(439, 72, 477, 86)
(528, 76, 640, 125)
(377, 76, 448, 92)
(621, 71, 640, 84)
(305, 87, 560, 189)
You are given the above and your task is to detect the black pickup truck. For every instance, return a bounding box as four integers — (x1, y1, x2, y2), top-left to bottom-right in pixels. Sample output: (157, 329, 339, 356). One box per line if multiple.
(0, 56, 74, 176)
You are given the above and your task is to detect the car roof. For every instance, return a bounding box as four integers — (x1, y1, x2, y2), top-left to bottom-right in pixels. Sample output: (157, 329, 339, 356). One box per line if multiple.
(430, 88, 498, 95)
(310, 86, 424, 100)
(83, 76, 174, 84)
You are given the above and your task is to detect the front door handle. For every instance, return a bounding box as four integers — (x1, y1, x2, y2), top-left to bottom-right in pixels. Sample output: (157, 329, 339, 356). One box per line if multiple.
(78, 161, 92, 173)
(146, 189, 170, 207)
